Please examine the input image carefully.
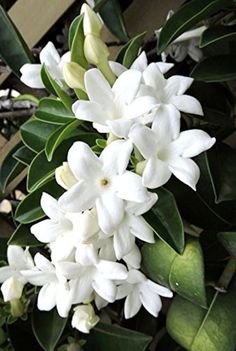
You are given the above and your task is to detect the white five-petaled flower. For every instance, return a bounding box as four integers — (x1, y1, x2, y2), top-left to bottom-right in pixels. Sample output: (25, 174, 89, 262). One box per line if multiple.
(0, 246, 34, 301)
(129, 117, 216, 190)
(117, 269, 173, 319)
(72, 304, 99, 333)
(20, 42, 70, 89)
(72, 68, 156, 136)
(59, 140, 154, 234)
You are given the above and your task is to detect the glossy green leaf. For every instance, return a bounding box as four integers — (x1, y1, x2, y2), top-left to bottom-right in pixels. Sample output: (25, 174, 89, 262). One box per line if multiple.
(35, 97, 75, 125)
(95, 0, 129, 41)
(200, 25, 236, 47)
(69, 15, 88, 69)
(85, 323, 152, 351)
(32, 307, 67, 351)
(218, 232, 236, 257)
(45, 120, 82, 161)
(167, 286, 236, 351)
(15, 179, 64, 224)
(158, 0, 235, 53)
(41, 65, 57, 95)
(8, 224, 42, 247)
(20, 119, 59, 152)
(142, 238, 207, 307)
(13, 145, 36, 166)
(41, 65, 73, 110)
(0, 6, 33, 77)
(14, 94, 39, 105)
(191, 55, 236, 82)
(0, 143, 25, 192)
(116, 32, 146, 67)
(143, 188, 184, 254)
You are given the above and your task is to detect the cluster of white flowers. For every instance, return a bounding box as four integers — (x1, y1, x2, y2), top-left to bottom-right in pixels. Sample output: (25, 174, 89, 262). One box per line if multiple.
(1, 4, 215, 334)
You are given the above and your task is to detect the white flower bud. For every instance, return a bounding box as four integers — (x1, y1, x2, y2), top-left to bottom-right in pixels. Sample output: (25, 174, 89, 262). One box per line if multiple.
(81, 3, 103, 36)
(1, 277, 24, 302)
(55, 162, 77, 190)
(63, 62, 86, 90)
(84, 34, 109, 66)
(72, 304, 99, 333)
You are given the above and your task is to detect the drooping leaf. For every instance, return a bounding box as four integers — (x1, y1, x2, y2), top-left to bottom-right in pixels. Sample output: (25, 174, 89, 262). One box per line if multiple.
(85, 323, 152, 351)
(32, 307, 67, 351)
(0, 143, 25, 192)
(218, 232, 236, 257)
(167, 285, 236, 351)
(35, 97, 75, 125)
(20, 119, 59, 152)
(158, 0, 235, 53)
(142, 238, 207, 307)
(116, 32, 146, 67)
(0, 6, 33, 77)
(13, 145, 36, 166)
(94, 0, 129, 41)
(191, 55, 236, 82)
(14, 94, 39, 105)
(143, 187, 184, 254)
(8, 224, 42, 247)
(69, 14, 88, 69)
(15, 179, 64, 224)
(200, 25, 236, 48)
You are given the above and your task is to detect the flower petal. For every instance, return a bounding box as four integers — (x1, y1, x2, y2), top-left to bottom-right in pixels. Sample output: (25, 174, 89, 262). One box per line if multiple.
(126, 96, 158, 119)
(40, 192, 62, 220)
(124, 290, 142, 319)
(156, 62, 174, 74)
(165, 75, 193, 96)
(107, 119, 134, 139)
(147, 279, 173, 298)
(129, 123, 158, 159)
(39, 42, 60, 65)
(92, 275, 117, 302)
(126, 192, 158, 216)
(72, 100, 108, 125)
(143, 63, 166, 90)
(140, 283, 162, 317)
(112, 70, 142, 104)
(123, 245, 141, 269)
(114, 222, 135, 259)
(96, 260, 127, 280)
(168, 157, 200, 190)
(131, 51, 148, 71)
(56, 283, 74, 317)
(115, 171, 149, 203)
(143, 157, 171, 189)
(71, 275, 94, 304)
(152, 105, 180, 142)
(30, 219, 62, 243)
(109, 61, 127, 76)
(37, 283, 56, 311)
(128, 215, 154, 243)
(20, 64, 44, 88)
(170, 95, 203, 115)
(7, 246, 26, 268)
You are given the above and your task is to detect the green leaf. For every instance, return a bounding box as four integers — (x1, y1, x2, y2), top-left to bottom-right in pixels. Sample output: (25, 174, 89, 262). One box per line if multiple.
(218, 232, 236, 257)
(0, 6, 33, 77)
(13, 145, 36, 166)
(13, 94, 39, 105)
(15, 179, 64, 224)
(0, 238, 8, 260)
(45, 120, 82, 161)
(32, 307, 67, 351)
(0, 143, 25, 192)
(143, 188, 184, 254)
(142, 238, 207, 307)
(8, 224, 42, 247)
(95, 0, 129, 41)
(41, 65, 57, 95)
(167, 285, 236, 351)
(20, 119, 59, 152)
(200, 25, 236, 48)
(35, 97, 75, 125)
(116, 32, 146, 68)
(158, 0, 235, 53)
(85, 323, 152, 351)
(41, 65, 73, 110)
(191, 55, 236, 82)
(69, 15, 88, 69)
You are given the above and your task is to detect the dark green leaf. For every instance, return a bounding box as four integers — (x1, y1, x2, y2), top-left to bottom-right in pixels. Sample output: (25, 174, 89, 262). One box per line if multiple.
(32, 307, 67, 351)
(218, 232, 236, 257)
(8, 224, 42, 247)
(35, 97, 75, 125)
(20, 119, 59, 152)
(191, 55, 236, 82)
(0, 6, 33, 77)
(116, 32, 146, 67)
(15, 179, 64, 224)
(143, 187, 184, 254)
(13, 145, 36, 166)
(0, 143, 25, 192)
(142, 238, 207, 307)
(69, 15, 88, 69)
(158, 0, 235, 53)
(200, 25, 236, 48)
(0, 238, 8, 260)
(167, 285, 236, 351)
(85, 323, 152, 351)
(41, 65, 57, 95)
(95, 0, 129, 41)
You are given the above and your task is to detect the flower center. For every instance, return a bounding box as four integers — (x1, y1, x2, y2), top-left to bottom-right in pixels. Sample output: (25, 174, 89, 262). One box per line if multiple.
(100, 178, 110, 187)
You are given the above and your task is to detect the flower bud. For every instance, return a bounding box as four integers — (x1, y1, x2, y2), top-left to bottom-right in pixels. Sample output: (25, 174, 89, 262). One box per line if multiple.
(1, 277, 24, 302)
(55, 162, 77, 190)
(80, 4, 103, 36)
(72, 304, 99, 333)
(84, 34, 109, 66)
(63, 62, 86, 91)
(10, 299, 24, 317)
(135, 160, 146, 176)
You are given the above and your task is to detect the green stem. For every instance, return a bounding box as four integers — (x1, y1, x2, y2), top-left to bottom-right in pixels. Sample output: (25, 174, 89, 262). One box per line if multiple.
(98, 60, 116, 86)
(217, 257, 236, 291)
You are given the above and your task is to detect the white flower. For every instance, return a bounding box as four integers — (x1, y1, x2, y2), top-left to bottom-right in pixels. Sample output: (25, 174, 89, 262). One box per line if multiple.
(20, 42, 70, 89)
(0, 246, 34, 301)
(55, 162, 77, 190)
(117, 269, 173, 319)
(129, 119, 216, 190)
(72, 304, 99, 333)
(59, 140, 152, 234)
(21, 253, 74, 318)
(72, 68, 156, 135)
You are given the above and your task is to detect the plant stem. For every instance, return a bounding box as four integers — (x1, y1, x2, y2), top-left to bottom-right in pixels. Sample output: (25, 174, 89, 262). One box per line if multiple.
(216, 257, 236, 292)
